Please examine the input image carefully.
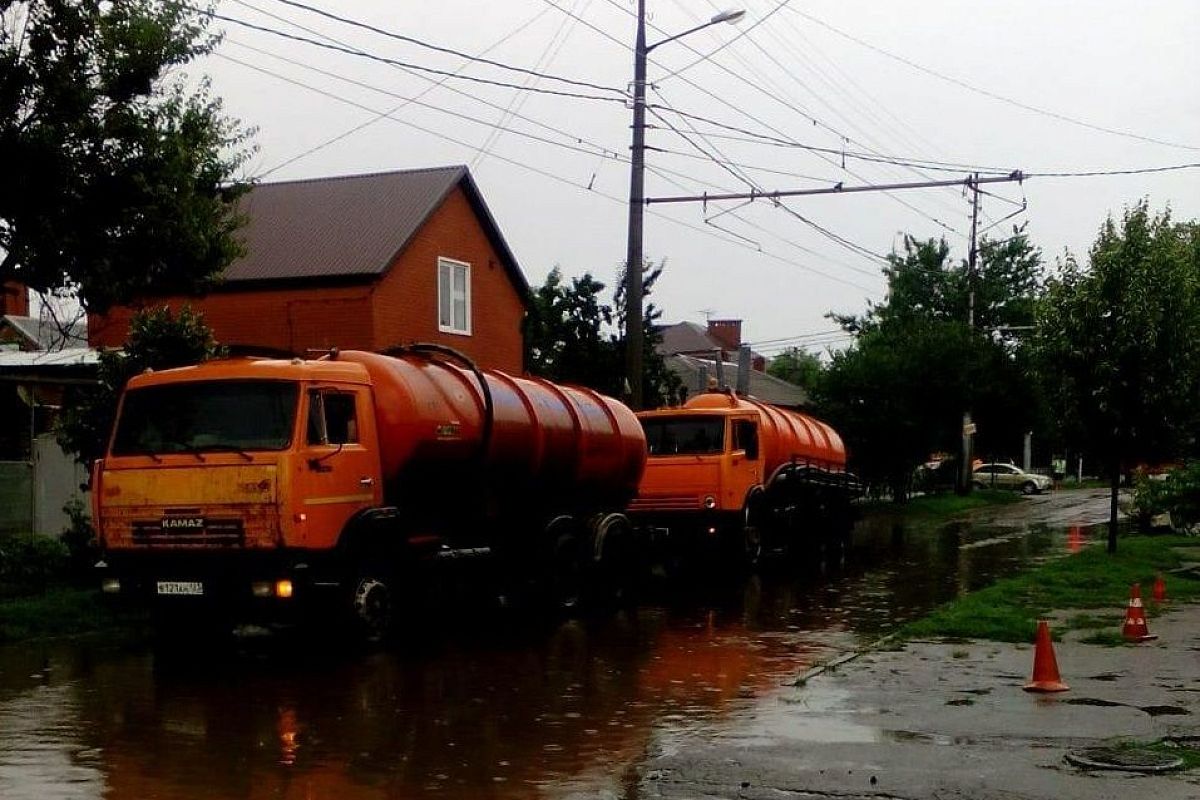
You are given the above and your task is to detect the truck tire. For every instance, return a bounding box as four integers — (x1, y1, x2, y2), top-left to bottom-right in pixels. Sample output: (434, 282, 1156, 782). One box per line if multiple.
(592, 513, 637, 606)
(350, 570, 394, 641)
(742, 492, 767, 567)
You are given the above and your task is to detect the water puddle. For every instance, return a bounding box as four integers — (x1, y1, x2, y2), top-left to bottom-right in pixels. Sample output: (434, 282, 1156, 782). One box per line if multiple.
(0, 508, 1106, 799)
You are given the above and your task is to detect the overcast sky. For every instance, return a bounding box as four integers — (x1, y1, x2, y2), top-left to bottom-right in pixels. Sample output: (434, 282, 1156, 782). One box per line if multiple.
(200, 0, 1200, 357)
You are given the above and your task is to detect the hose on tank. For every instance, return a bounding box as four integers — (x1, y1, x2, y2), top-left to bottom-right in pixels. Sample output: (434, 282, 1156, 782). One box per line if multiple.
(382, 343, 495, 462)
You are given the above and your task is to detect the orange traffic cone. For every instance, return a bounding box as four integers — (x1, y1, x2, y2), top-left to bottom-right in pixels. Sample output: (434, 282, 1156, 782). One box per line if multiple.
(1122, 583, 1158, 642)
(1152, 573, 1168, 603)
(1024, 620, 1069, 693)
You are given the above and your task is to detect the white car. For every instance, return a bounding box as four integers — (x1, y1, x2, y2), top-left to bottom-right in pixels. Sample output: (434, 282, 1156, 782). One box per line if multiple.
(973, 463, 1052, 495)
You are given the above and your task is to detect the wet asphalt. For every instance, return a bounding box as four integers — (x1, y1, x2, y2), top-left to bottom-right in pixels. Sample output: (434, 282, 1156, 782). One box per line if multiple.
(0, 489, 1123, 799)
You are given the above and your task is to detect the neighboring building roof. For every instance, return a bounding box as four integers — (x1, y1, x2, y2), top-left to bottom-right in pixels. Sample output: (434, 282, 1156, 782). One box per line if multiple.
(226, 165, 529, 298)
(2, 315, 88, 351)
(666, 354, 808, 408)
(657, 320, 765, 362)
(659, 321, 722, 356)
(0, 347, 99, 384)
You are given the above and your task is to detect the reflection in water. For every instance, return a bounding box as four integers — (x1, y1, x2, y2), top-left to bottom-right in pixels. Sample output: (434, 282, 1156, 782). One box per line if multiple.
(0, 518, 1099, 799)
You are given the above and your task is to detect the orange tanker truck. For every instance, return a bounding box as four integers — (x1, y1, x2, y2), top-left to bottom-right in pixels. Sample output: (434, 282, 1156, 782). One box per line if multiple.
(92, 345, 646, 634)
(628, 388, 860, 562)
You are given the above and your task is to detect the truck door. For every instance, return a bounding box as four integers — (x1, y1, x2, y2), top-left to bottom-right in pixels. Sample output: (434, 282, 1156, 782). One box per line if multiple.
(726, 418, 761, 509)
(295, 387, 381, 549)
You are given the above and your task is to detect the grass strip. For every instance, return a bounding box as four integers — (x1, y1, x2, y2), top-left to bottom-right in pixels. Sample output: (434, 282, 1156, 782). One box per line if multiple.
(898, 534, 1200, 643)
(0, 586, 147, 643)
(862, 490, 1022, 520)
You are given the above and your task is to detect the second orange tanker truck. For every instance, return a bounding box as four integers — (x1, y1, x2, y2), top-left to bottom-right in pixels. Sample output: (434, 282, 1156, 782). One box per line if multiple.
(629, 389, 860, 562)
(92, 346, 645, 635)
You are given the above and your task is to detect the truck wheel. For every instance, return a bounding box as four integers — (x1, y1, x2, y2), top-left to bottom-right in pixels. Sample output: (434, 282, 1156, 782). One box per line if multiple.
(351, 572, 393, 641)
(743, 495, 766, 567)
(550, 529, 586, 611)
(593, 514, 637, 606)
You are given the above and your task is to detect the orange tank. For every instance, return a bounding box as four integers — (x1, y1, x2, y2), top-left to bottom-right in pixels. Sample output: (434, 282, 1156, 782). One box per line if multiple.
(340, 350, 646, 513)
(680, 392, 846, 476)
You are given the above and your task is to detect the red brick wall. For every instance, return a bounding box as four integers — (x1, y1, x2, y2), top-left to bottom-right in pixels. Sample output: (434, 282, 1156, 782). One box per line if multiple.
(371, 186, 525, 373)
(88, 186, 527, 371)
(88, 283, 375, 354)
(2, 282, 29, 316)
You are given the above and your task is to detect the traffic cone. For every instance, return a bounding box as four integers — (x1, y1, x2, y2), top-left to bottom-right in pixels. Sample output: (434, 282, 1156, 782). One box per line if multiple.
(1024, 620, 1069, 693)
(1121, 583, 1158, 642)
(1152, 573, 1168, 603)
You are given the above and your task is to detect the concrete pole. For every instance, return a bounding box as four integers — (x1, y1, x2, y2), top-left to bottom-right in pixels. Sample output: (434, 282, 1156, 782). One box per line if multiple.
(623, 0, 648, 410)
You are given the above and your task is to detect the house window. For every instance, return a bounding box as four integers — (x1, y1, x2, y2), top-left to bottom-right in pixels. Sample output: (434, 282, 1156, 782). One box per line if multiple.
(438, 258, 471, 335)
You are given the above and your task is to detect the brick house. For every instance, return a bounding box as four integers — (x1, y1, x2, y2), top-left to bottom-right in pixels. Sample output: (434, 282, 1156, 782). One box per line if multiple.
(89, 166, 530, 372)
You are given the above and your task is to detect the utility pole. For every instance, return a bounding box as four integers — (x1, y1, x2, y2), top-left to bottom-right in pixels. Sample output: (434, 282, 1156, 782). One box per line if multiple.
(623, 6, 745, 410)
(960, 173, 981, 494)
(623, 0, 648, 410)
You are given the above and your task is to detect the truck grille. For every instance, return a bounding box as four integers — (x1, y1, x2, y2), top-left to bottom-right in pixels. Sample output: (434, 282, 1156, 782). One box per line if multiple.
(628, 495, 701, 512)
(131, 516, 245, 547)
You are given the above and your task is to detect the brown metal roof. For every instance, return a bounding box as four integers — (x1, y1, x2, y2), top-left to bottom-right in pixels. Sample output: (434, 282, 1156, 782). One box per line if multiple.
(224, 166, 528, 298)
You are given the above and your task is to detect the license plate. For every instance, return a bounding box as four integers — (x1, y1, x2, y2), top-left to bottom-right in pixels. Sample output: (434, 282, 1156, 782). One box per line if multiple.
(156, 581, 204, 596)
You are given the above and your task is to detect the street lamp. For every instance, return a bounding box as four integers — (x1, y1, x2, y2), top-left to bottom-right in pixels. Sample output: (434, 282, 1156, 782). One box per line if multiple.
(624, 4, 744, 409)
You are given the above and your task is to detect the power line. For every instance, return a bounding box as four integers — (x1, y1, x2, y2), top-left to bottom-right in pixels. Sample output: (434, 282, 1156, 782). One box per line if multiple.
(201, 8, 627, 103)
(1026, 163, 1200, 178)
(254, 4, 556, 175)
(257, 0, 626, 96)
(788, 7, 1200, 153)
(216, 51, 881, 295)
(658, 0, 791, 81)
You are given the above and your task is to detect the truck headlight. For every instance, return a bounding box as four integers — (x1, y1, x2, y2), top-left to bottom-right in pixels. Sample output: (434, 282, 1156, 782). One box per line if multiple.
(704, 495, 717, 509)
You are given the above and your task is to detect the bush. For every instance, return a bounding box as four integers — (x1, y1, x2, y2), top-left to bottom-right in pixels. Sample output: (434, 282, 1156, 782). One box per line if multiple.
(1131, 462, 1200, 530)
(0, 534, 69, 597)
(59, 498, 99, 581)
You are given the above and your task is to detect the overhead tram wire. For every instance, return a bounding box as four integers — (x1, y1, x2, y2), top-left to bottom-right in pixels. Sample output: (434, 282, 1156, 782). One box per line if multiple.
(255, 0, 626, 96)
(221, 11, 884, 285)
(257, 4, 556, 176)
(471, 0, 591, 168)
(225, 0, 635, 172)
(214, 54, 880, 295)
(597, 0, 977, 234)
(787, 7, 1200, 153)
(676, 0, 971, 221)
(646, 98, 892, 272)
(201, 8, 628, 103)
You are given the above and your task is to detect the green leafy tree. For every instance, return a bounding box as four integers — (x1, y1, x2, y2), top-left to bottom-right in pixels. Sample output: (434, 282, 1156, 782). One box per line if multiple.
(821, 230, 1045, 499)
(1, 1, 253, 312)
(58, 305, 222, 467)
(767, 347, 823, 390)
(526, 260, 680, 407)
(1034, 202, 1200, 551)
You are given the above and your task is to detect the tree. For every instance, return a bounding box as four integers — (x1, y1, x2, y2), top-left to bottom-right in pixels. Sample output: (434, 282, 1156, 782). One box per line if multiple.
(524, 267, 621, 391)
(1, 1, 252, 313)
(820, 230, 1045, 499)
(58, 305, 222, 466)
(525, 260, 681, 407)
(1034, 202, 1200, 551)
(767, 347, 823, 390)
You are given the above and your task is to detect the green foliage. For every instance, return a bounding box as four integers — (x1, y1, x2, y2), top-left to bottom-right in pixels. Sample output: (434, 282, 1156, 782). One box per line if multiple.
(900, 534, 1200, 642)
(59, 497, 97, 579)
(1034, 203, 1200, 468)
(766, 347, 823, 389)
(0, 1, 253, 312)
(57, 305, 222, 466)
(820, 231, 1045, 499)
(0, 534, 68, 597)
(1132, 462, 1200, 529)
(0, 586, 146, 642)
(525, 261, 681, 407)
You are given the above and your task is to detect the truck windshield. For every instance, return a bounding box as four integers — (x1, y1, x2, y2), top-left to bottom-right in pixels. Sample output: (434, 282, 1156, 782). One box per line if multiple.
(111, 381, 299, 456)
(641, 416, 726, 456)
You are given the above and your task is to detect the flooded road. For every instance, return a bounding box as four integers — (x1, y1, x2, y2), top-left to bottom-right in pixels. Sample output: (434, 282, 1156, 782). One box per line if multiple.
(0, 490, 1114, 799)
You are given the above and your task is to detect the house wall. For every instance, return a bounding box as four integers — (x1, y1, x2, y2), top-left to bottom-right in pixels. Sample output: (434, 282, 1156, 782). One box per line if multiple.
(88, 189, 527, 372)
(89, 283, 376, 354)
(2, 282, 29, 316)
(371, 186, 525, 372)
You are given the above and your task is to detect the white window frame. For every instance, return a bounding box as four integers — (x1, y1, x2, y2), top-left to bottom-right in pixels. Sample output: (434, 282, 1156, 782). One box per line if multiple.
(437, 257, 472, 336)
